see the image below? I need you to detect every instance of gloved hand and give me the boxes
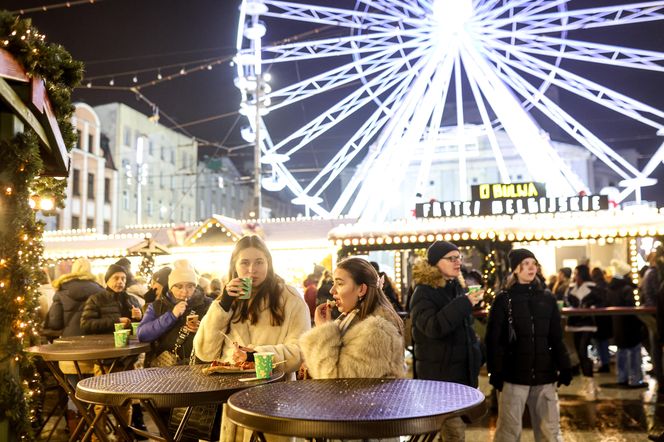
[557,368,572,387]
[489,373,503,392]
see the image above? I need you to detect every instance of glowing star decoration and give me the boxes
[235,0,664,222]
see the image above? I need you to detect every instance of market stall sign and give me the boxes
[416,189,609,218]
[471,182,547,200]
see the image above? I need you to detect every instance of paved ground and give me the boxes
[34,363,664,441]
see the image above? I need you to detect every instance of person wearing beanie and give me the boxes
[409,241,483,441]
[486,248,571,441]
[79,262,144,431]
[137,259,212,369]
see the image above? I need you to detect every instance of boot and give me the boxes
[583,377,598,401]
[131,403,148,440]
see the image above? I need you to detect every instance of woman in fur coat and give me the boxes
[299,257,405,379]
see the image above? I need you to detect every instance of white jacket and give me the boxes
[193,284,310,374]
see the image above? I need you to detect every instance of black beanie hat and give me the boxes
[427,241,459,266]
[509,248,537,271]
[105,264,128,283]
[115,257,131,271]
[152,267,172,289]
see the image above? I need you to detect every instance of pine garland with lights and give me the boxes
[0,11,82,440]
[138,254,155,280]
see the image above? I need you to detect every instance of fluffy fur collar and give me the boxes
[412,257,464,288]
[52,272,98,290]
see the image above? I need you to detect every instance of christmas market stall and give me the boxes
[329,185,664,307]
[174,214,353,286]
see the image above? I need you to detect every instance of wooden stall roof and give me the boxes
[0,49,68,176]
[43,232,169,260]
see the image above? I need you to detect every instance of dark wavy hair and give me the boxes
[336,257,404,335]
[227,235,285,326]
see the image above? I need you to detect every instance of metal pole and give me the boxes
[254,74,262,219]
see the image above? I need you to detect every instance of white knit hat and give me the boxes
[168,259,198,289]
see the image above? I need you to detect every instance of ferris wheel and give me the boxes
[234,0,664,221]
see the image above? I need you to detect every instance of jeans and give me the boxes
[494,382,563,442]
[573,332,594,377]
[617,344,643,386]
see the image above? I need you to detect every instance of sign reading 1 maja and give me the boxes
[416,182,609,218]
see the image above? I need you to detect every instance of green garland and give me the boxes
[0,11,82,440]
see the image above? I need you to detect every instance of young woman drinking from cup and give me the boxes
[299,257,405,379]
[193,235,310,375]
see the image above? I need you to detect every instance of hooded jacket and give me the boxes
[409,259,482,387]
[486,282,571,386]
[137,289,212,363]
[45,272,103,336]
[607,276,644,349]
[299,305,405,379]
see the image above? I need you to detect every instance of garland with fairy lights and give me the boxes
[0,11,82,439]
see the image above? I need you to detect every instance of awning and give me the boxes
[43,232,169,260]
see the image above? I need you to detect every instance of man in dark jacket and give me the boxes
[409,241,483,441]
[80,263,142,334]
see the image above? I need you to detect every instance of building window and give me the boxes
[86,217,94,229]
[103,221,110,234]
[72,169,80,196]
[159,173,164,189]
[147,197,153,216]
[87,133,94,152]
[71,216,80,229]
[122,190,129,210]
[170,148,175,164]
[104,178,111,203]
[160,146,166,160]
[87,173,95,200]
[148,139,154,156]
[158,200,164,220]
[123,126,132,146]
[75,129,82,149]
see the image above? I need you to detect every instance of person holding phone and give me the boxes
[137,259,212,367]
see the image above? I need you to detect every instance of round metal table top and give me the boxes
[76,364,285,409]
[226,378,486,439]
[25,337,149,361]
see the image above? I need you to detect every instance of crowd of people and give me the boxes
[40,235,664,441]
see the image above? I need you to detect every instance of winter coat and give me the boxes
[486,282,571,386]
[44,273,103,336]
[193,283,311,374]
[565,281,603,332]
[80,288,142,335]
[409,260,482,388]
[137,290,212,364]
[299,305,405,379]
[607,277,644,349]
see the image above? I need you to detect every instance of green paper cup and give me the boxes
[238,277,252,300]
[131,322,140,335]
[254,352,274,379]
[557,300,565,311]
[114,322,125,332]
[114,330,129,347]
[467,285,482,294]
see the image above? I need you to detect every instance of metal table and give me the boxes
[76,364,285,442]
[26,336,149,442]
[226,378,486,441]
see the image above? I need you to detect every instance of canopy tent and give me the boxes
[43,232,169,261]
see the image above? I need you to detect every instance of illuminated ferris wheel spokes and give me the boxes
[235,0,664,220]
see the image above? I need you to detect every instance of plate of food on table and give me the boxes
[202,360,255,375]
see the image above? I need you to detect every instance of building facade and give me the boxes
[197,156,252,219]
[45,103,118,233]
[94,103,198,229]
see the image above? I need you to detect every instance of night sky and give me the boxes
[3,0,664,207]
